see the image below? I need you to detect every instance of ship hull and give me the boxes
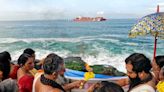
[73,17,106,22]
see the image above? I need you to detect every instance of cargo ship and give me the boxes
[73,16,106,22]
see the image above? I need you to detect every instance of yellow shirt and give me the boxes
[156,81,164,92]
[29,68,38,76]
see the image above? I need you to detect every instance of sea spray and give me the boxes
[0,19,163,73]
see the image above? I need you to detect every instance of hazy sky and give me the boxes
[0,0,164,20]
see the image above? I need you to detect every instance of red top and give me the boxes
[9,65,19,79]
[18,75,34,92]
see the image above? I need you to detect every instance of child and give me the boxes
[156,66,164,92]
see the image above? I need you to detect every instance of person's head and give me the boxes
[159,66,164,81]
[0,51,11,80]
[23,48,35,59]
[94,81,124,92]
[0,62,4,80]
[1,51,11,61]
[152,55,164,73]
[46,53,65,75]
[43,53,65,79]
[125,53,152,90]
[18,53,34,71]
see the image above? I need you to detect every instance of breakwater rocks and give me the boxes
[64,57,126,76]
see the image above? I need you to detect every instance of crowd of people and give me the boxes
[0,48,164,92]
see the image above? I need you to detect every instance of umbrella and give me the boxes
[129,5,164,59]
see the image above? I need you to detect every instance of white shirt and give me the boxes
[130,84,155,92]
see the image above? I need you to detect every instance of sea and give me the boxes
[0,19,163,73]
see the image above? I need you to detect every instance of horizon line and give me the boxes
[0,18,138,22]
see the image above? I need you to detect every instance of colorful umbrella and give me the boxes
[129,5,164,59]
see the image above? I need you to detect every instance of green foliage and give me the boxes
[91,65,104,74]
[65,60,85,71]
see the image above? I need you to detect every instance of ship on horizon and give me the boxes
[73,16,107,22]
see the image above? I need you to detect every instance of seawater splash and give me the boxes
[0,20,164,73]
[0,37,154,73]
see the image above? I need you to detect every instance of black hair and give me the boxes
[43,53,64,75]
[125,53,152,92]
[17,53,32,66]
[46,53,64,64]
[0,51,11,80]
[1,51,11,61]
[96,81,124,92]
[0,62,5,78]
[23,48,35,56]
[155,55,164,69]
[125,53,152,73]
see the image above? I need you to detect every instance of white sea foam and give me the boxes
[10,45,127,73]
[0,38,82,43]
[133,49,154,60]
[0,35,157,73]
[0,38,19,44]
[0,35,121,44]
[11,50,25,61]
[11,49,71,61]
[125,42,138,46]
[97,38,120,43]
[75,45,128,73]
[81,52,128,73]
[100,34,125,38]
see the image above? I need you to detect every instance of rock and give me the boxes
[64,57,86,71]
[64,56,126,76]
[91,65,126,76]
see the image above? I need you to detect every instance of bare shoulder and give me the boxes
[17,68,24,80]
[52,88,62,92]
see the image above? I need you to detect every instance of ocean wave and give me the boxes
[0,38,19,44]
[79,52,128,73]
[9,43,128,73]
[0,38,83,43]
[9,46,155,73]
[11,49,71,62]
[100,34,125,38]
[0,35,122,44]
[124,42,138,46]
